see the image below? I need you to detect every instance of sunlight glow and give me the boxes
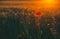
[42,0,57,8]
[43,0,55,4]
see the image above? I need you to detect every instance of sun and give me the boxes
[41,0,57,8]
[44,0,55,4]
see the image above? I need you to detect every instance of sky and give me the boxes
[0,0,60,10]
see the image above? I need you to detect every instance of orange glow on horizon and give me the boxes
[41,0,57,8]
[0,1,59,9]
[43,0,56,4]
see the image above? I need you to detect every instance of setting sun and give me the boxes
[41,0,57,8]
[43,0,55,4]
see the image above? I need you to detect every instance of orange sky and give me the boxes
[0,1,60,10]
